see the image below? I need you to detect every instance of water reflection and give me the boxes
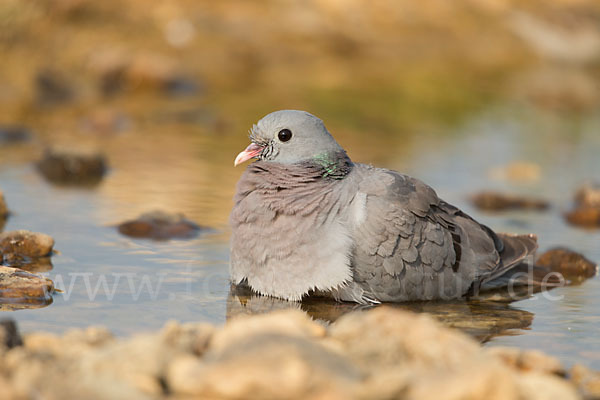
[227,284,534,343]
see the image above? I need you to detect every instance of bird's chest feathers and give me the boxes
[230,164,359,301]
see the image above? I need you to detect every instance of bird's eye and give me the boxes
[277,129,292,142]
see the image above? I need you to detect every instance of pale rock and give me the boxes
[517,372,580,400]
[209,309,326,353]
[487,346,565,376]
[570,364,600,399]
[184,333,361,399]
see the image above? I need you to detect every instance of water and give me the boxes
[0,101,599,370]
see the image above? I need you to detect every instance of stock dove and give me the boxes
[230,110,537,304]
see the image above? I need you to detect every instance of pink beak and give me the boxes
[234,143,265,166]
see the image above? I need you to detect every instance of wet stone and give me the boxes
[0,230,55,259]
[36,149,107,185]
[0,125,32,145]
[471,191,549,212]
[35,69,74,106]
[0,319,23,350]
[0,266,54,303]
[117,211,204,240]
[565,183,600,228]
[536,248,597,282]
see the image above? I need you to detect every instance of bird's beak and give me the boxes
[234,143,265,166]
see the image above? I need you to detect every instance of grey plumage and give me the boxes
[230,110,538,304]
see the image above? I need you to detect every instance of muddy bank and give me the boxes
[0,308,597,400]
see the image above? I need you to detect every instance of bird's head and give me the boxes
[234,110,345,167]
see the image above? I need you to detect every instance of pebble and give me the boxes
[0,230,55,259]
[36,148,107,185]
[536,248,597,282]
[471,191,549,212]
[117,211,204,240]
[565,183,600,228]
[35,69,74,106]
[0,266,54,303]
[0,125,32,145]
[0,319,23,351]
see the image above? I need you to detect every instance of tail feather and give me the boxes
[479,233,541,290]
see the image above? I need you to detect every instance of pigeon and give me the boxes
[230,110,539,304]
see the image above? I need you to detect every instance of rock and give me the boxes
[509,12,600,65]
[536,248,597,282]
[516,372,580,400]
[565,207,600,229]
[36,148,107,185]
[574,184,600,208]
[329,307,482,369]
[566,183,600,228]
[210,310,326,353]
[471,191,549,212]
[0,125,32,145]
[0,308,593,400]
[89,50,197,96]
[329,307,522,400]
[0,230,55,258]
[35,69,74,106]
[0,320,23,351]
[570,364,600,399]
[117,211,204,240]
[174,334,361,399]
[488,162,541,183]
[487,347,565,376]
[0,266,54,303]
[0,190,8,220]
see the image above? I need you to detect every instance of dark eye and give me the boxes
[278,129,292,142]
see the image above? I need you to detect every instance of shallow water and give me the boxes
[1,101,599,369]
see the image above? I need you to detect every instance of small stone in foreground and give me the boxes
[536,248,597,282]
[36,148,107,185]
[0,319,23,349]
[0,230,55,258]
[117,211,204,240]
[471,191,549,212]
[570,364,600,399]
[0,266,54,302]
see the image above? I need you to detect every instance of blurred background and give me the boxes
[0,0,599,367]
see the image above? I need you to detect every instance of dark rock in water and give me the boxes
[37,149,107,185]
[0,319,23,349]
[90,50,198,96]
[565,183,600,228]
[0,125,32,144]
[35,69,74,106]
[536,248,597,282]
[0,266,54,303]
[0,230,55,258]
[471,191,550,212]
[164,76,199,96]
[0,189,9,220]
[117,211,204,240]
